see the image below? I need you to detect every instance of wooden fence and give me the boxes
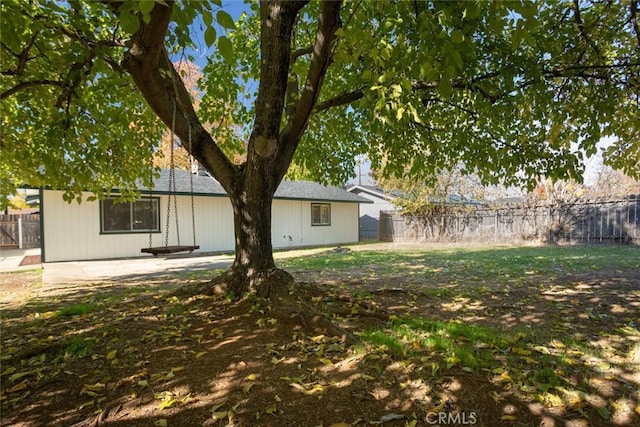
[380,196,640,244]
[0,214,41,249]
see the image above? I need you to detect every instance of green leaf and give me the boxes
[216,10,236,29]
[450,30,464,44]
[139,1,155,15]
[217,36,234,64]
[118,8,140,34]
[204,26,217,48]
[203,10,213,27]
[438,78,452,98]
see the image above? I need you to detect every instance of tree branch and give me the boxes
[572,0,601,58]
[313,88,365,113]
[118,0,236,188]
[1,30,41,77]
[291,46,313,62]
[631,0,640,47]
[0,80,64,100]
[276,0,342,181]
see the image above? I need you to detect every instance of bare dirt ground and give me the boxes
[1,250,639,427]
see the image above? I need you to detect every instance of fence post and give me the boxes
[18,216,23,249]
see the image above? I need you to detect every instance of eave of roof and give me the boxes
[346,184,395,201]
[144,170,372,204]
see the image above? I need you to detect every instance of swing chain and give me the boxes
[187,123,197,246]
[165,102,179,247]
[148,162,154,249]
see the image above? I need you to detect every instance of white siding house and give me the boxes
[41,170,370,262]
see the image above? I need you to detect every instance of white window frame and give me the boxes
[311,203,331,226]
[100,197,160,234]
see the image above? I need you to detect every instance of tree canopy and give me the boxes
[1,0,638,207]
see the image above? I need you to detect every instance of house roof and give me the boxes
[346,184,396,200]
[145,169,371,204]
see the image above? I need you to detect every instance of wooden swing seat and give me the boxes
[141,245,200,257]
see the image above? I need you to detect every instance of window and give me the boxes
[101,198,159,233]
[311,203,331,226]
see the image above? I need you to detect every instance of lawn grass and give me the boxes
[56,303,97,317]
[283,244,639,420]
[279,244,640,277]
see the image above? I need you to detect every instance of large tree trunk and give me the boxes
[222,167,294,298]
[121,0,342,300]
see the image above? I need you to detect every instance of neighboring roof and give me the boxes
[144,169,371,204]
[347,183,485,206]
[346,184,396,201]
[444,194,485,206]
[489,196,524,205]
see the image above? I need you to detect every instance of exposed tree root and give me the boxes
[173,270,389,345]
[69,396,137,427]
[267,282,390,345]
[174,266,294,299]
[270,304,358,345]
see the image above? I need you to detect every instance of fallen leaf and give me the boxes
[2,367,17,376]
[211,411,228,420]
[158,398,178,410]
[446,355,460,367]
[8,371,32,383]
[154,420,168,427]
[512,347,531,356]
[82,382,106,392]
[545,393,564,408]
[78,400,95,410]
[533,345,551,354]
[8,381,28,393]
[106,350,117,360]
[501,415,517,421]
[210,402,226,413]
[379,413,405,422]
[319,357,334,366]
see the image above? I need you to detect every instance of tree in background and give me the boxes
[377,166,486,240]
[2,1,638,297]
[6,193,29,211]
[527,178,588,206]
[589,168,640,199]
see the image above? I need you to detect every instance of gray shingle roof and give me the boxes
[144,169,370,204]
